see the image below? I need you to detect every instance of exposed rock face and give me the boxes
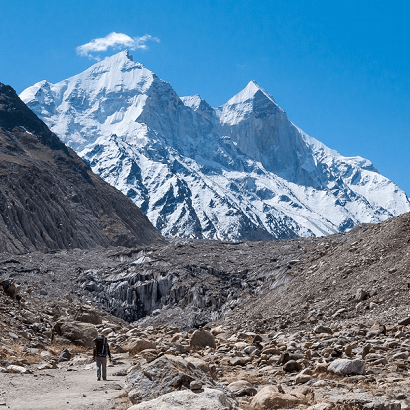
[0,83,161,253]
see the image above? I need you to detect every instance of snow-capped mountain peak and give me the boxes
[218,80,282,127]
[20,52,410,241]
[226,80,276,105]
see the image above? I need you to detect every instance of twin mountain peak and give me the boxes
[19,50,410,241]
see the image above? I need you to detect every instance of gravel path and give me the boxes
[0,359,132,409]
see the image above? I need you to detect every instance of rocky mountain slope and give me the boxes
[2,210,409,334]
[20,51,410,241]
[0,83,161,253]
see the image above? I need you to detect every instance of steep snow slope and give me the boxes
[20,51,410,240]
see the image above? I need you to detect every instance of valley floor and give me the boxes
[0,357,132,409]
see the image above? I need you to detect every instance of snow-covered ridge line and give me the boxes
[20,50,410,240]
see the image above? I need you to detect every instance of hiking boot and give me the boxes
[97,377,101,381]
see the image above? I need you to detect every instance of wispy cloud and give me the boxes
[76,32,160,60]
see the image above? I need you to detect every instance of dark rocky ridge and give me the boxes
[0,83,161,253]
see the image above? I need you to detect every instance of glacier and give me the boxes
[20,50,410,240]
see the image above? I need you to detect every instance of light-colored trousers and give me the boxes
[95,356,107,379]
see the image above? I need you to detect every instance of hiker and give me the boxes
[93,335,112,381]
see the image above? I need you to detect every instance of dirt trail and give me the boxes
[0,358,132,410]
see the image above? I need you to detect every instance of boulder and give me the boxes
[230,357,251,366]
[210,326,229,336]
[1,279,20,298]
[314,325,332,335]
[190,380,203,390]
[7,365,31,374]
[250,385,309,410]
[58,348,71,362]
[355,288,369,302]
[283,360,303,372]
[228,380,257,397]
[124,354,219,404]
[126,338,156,355]
[185,356,211,373]
[398,316,410,326]
[127,388,239,410]
[327,359,365,376]
[75,311,102,325]
[190,329,216,349]
[37,363,58,370]
[307,404,333,410]
[139,349,158,363]
[295,372,313,384]
[54,321,97,346]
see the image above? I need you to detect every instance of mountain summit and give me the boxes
[20,52,410,240]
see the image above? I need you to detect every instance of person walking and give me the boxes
[93,335,112,381]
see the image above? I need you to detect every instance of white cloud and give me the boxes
[76,32,159,59]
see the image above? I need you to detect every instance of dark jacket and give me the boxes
[93,336,112,359]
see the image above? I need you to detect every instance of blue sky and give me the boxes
[1,0,409,195]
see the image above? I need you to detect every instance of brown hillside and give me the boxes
[0,83,161,253]
[223,212,410,332]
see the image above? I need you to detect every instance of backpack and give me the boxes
[94,336,107,357]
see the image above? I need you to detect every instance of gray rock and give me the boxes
[356,288,369,302]
[295,373,313,384]
[230,357,250,366]
[58,348,72,362]
[244,345,258,355]
[112,370,127,376]
[307,405,333,410]
[363,401,401,410]
[362,343,372,358]
[184,357,211,374]
[227,380,257,397]
[6,365,31,374]
[283,360,303,372]
[126,338,156,355]
[75,309,102,325]
[124,354,217,404]
[392,352,408,360]
[127,388,239,410]
[190,329,216,349]
[54,320,97,346]
[190,380,203,390]
[314,325,332,334]
[327,358,365,375]
[398,317,410,326]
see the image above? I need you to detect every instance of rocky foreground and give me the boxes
[1,210,410,409]
[1,274,410,410]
